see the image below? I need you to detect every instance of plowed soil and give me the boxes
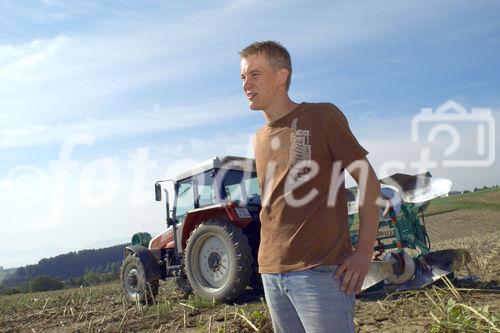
[1,189,499,332]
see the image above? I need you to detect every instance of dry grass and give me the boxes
[0,281,273,332]
[1,271,498,332]
[431,230,500,286]
[1,189,499,332]
[426,277,499,332]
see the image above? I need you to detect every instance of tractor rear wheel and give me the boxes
[185,220,253,302]
[121,254,159,305]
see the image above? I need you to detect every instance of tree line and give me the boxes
[0,244,127,294]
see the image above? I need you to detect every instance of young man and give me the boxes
[240,41,381,333]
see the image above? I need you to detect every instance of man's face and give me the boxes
[240,53,283,111]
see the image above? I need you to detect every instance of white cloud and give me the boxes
[0,0,463,128]
[0,128,256,266]
[0,95,251,148]
[354,109,500,190]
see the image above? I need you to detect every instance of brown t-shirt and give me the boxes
[254,102,368,273]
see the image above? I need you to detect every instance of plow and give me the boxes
[121,156,471,304]
[353,172,471,292]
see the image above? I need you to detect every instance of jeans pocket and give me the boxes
[307,264,336,275]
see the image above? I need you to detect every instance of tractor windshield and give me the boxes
[196,171,217,207]
[175,179,195,222]
[220,169,260,205]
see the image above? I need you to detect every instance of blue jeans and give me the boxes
[261,265,356,333]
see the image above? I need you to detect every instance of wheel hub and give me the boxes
[127,269,138,288]
[208,252,221,272]
[197,234,230,288]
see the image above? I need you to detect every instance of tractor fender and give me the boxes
[181,203,253,250]
[124,245,162,282]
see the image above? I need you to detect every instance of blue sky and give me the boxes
[0,0,499,268]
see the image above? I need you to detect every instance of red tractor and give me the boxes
[121,156,261,304]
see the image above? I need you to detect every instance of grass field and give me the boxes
[1,188,499,332]
[426,187,500,215]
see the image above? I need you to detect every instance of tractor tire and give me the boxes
[121,254,159,305]
[185,219,253,302]
[249,272,264,294]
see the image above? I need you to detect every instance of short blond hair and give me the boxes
[239,41,292,91]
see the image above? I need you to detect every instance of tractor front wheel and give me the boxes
[121,254,159,305]
[185,220,253,302]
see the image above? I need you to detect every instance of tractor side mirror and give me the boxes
[155,183,162,201]
[155,180,176,227]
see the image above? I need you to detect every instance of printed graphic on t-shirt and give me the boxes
[289,118,312,181]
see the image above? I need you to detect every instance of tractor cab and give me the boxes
[167,156,261,226]
[153,156,261,238]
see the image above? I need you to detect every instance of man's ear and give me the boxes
[278,68,289,88]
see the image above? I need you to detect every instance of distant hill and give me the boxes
[0,267,16,285]
[84,237,131,250]
[1,243,129,288]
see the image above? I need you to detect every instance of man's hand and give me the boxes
[335,250,372,295]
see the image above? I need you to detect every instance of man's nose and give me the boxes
[242,77,253,90]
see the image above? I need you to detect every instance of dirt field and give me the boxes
[1,189,499,332]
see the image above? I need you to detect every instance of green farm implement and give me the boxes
[348,172,471,291]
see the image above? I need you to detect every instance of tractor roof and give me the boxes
[174,156,256,182]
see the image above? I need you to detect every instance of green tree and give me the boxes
[67,276,85,287]
[83,271,101,286]
[29,275,65,292]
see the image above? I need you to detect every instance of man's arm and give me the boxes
[335,157,380,295]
